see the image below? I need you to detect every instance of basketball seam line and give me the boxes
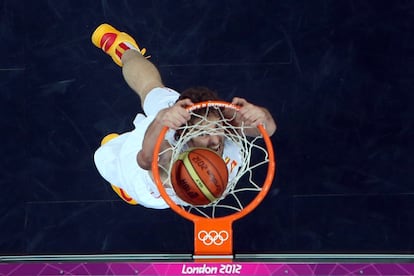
[182,155,217,203]
[205,154,228,189]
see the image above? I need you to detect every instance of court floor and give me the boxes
[1,0,413,268]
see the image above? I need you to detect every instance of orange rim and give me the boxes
[152,101,276,256]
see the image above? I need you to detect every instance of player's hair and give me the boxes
[174,87,224,140]
[177,86,223,121]
[177,86,221,103]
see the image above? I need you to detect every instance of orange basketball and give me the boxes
[170,148,229,206]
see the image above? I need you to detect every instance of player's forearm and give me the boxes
[233,107,277,137]
[137,100,192,170]
[261,107,277,136]
[122,50,164,101]
[229,97,277,137]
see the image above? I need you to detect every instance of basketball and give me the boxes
[170,148,229,206]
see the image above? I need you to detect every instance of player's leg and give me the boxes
[121,50,164,105]
[99,133,138,205]
[91,23,163,106]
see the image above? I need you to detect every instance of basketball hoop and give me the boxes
[152,101,276,259]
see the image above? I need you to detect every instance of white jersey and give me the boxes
[94,87,242,209]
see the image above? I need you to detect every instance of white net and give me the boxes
[157,102,272,218]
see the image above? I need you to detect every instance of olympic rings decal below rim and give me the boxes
[197,230,230,246]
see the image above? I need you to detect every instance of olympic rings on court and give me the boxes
[197,230,229,246]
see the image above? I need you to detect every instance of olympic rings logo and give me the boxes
[197,230,229,246]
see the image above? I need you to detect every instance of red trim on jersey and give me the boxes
[230,160,238,173]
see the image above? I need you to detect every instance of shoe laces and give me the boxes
[140,48,151,59]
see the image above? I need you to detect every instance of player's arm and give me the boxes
[137,98,193,170]
[228,97,277,137]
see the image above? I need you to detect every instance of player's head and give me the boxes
[177,86,221,102]
[176,87,225,156]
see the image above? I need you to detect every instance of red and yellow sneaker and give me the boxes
[100,133,119,146]
[91,23,147,67]
[111,184,139,205]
